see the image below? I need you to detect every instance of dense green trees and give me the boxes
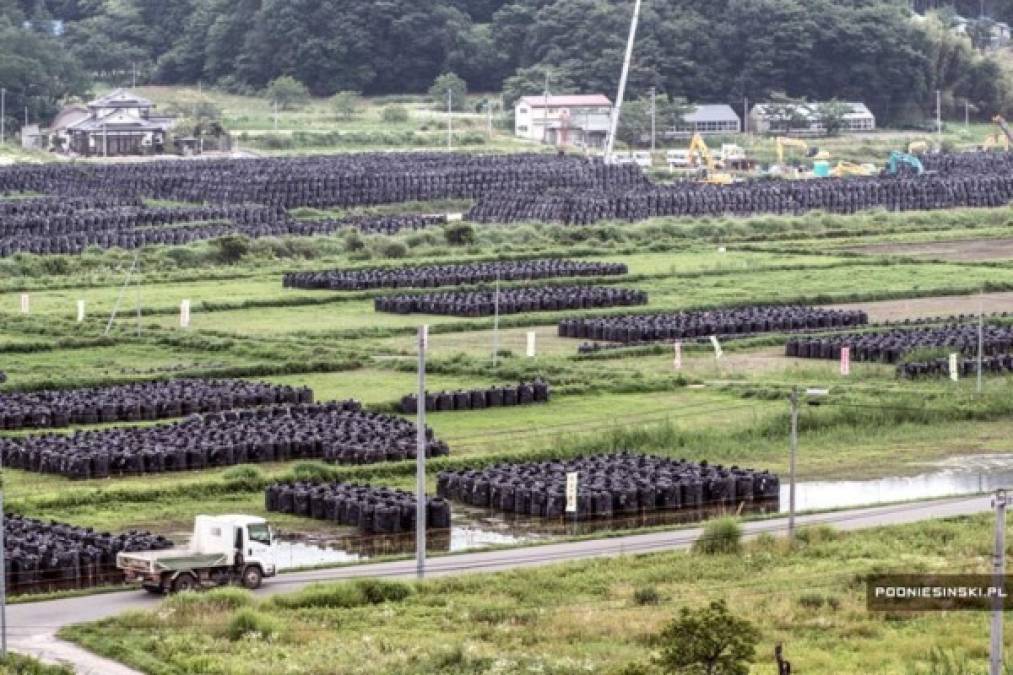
[0,2,89,139]
[10,0,1013,127]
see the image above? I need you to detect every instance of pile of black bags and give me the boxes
[4,514,173,593]
[898,354,1013,379]
[787,324,1013,364]
[397,380,550,414]
[437,452,779,521]
[467,152,1013,225]
[0,153,645,210]
[560,306,868,344]
[0,402,450,478]
[265,481,451,534]
[284,258,629,291]
[0,379,313,430]
[375,286,648,317]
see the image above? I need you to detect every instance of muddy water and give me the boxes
[785,453,1013,512]
[231,454,1013,570]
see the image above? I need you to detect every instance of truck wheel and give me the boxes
[143,583,164,595]
[171,573,198,594]
[241,566,263,590]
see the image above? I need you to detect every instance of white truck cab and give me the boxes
[118,514,276,594]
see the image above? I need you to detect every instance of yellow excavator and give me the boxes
[775,136,830,165]
[688,133,734,185]
[907,140,931,155]
[831,161,876,178]
[983,115,1013,151]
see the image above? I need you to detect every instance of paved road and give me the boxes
[10,493,997,674]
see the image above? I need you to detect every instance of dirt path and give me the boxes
[831,291,1013,322]
[847,238,1013,262]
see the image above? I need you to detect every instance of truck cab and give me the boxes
[117,514,277,594]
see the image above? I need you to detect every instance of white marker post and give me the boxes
[840,347,850,376]
[526,331,537,358]
[673,341,683,370]
[180,299,191,328]
[565,471,579,528]
[710,335,723,359]
[421,324,429,351]
[18,294,28,315]
[76,300,86,323]
[950,353,960,382]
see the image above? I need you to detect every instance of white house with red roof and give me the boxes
[514,94,612,148]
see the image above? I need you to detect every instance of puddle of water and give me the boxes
[786,453,1013,511]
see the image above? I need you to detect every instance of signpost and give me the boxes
[673,341,683,370]
[950,353,960,382]
[19,294,28,315]
[710,335,723,359]
[76,300,86,323]
[565,471,579,529]
[526,331,537,358]
[180,299,191,328]
[840,347,850,376]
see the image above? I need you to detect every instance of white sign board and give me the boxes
[180,299,191,328]
[673,341,683,370]
[19,293,29,315]
[840,347,850,376]
[717,246,727,254]
[710,335,723,359]
[446,213,464,222]
[76,300,86,323]
[565,472,578,514]
[526,331,537,358]
[950,353,960,382]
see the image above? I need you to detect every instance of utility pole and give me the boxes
[415,325,428,579]
[1,87,6,144]
[447,88,453,151]
[936,89,943,140]
[605,0,642,163]
[0,439,7,658]
[978,292,985,394]
[788,386,799,540]
[650,86,656,153]
[744,96,749,135]
[542,72,550,145]
[273,101,278,131]
[103,123,108,157]
[990,488,1007,675]
[132,62,136,88]
[486,101,493,138]
[966,100,971,128]
[492,273,500,367]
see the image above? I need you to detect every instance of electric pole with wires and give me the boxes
[990,488,1007,675]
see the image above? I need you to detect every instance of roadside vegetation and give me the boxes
[62,515,1006,674]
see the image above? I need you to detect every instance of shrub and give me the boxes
[343,230,366,252]
[693,517,742,556]
[633,586,661,606]
[444,222,476,246]
[331,91,361,119]
[288,462,337,482]
[271,579,414,610]
[210,235,251,264]
[375,239,409,259]
[0,653,72,674]
[656,600,758,675]
[428,72,467,111]
[225,608,281,641]
[381,105,410,123]
[222,465,264,487]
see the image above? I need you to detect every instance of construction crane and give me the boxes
[775,137,830,165]
[884,150,924,176]
[687,133,733,185]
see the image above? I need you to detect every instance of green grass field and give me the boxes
[61,514,1010,675]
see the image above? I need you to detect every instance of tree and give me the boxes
[428,72,467,111]
[656,600,759,675]
[381,105,409,123]
[264,76,310,110]
[331,91,361,119]
[814,99,852,136]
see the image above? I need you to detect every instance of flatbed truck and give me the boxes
[117,514,277,594]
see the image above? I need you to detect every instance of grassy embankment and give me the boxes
[61,514,1010,675]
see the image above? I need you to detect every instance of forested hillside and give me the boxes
[2,0,1012,127]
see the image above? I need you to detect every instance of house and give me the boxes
[514,94,612,148]
[48,89,176,156]
[749,102,876,135]
[668,104,742,137]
